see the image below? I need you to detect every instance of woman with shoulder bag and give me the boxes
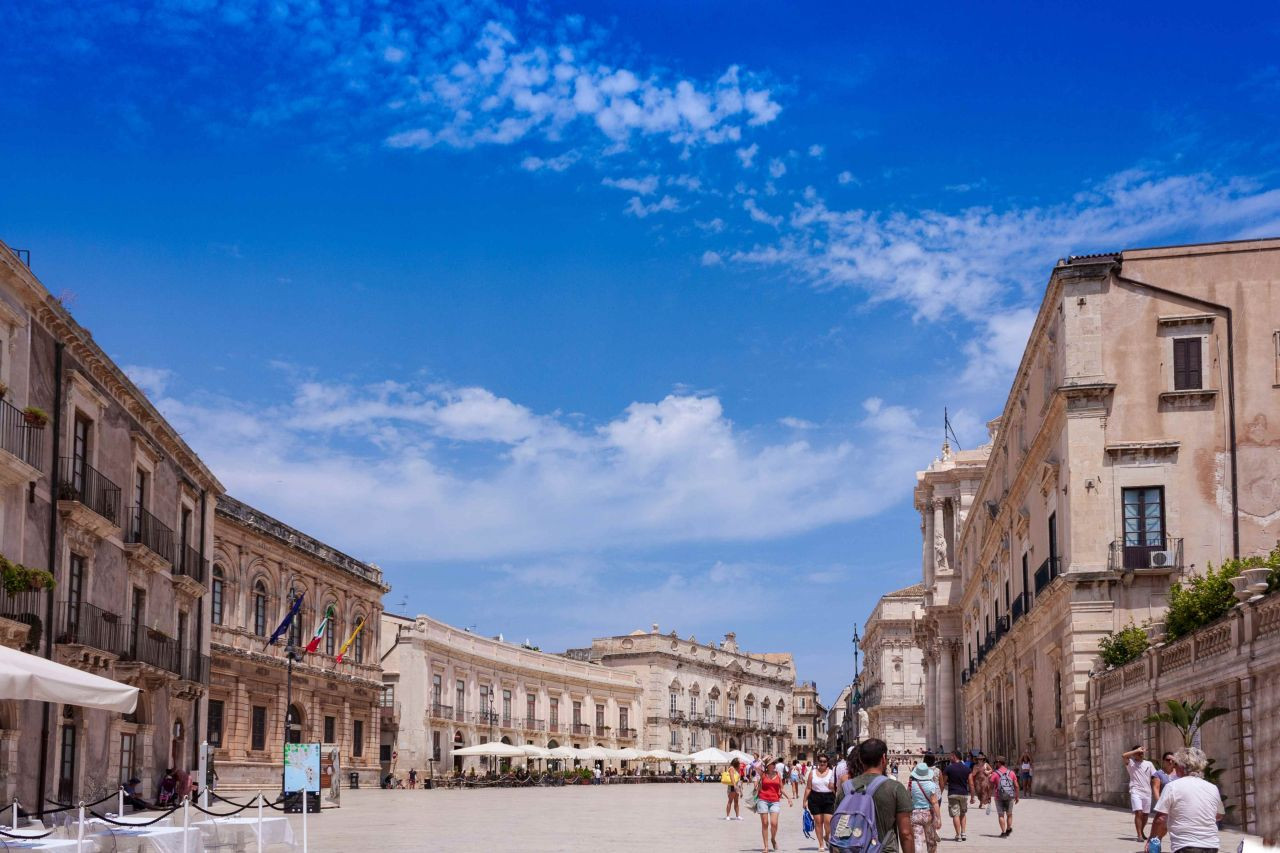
[909,762,943,853]
[753,756,793,853]
[803,754,838,852]
[723,758,744,821]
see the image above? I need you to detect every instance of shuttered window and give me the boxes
[1173,337,1202,390]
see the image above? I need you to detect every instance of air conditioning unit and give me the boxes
[1148,550,1176,568]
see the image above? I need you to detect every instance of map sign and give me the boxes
[284,742,321,793]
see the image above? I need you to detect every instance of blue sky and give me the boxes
[4,0,1280,702]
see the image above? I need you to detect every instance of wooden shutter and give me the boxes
[1173,338,1202,390]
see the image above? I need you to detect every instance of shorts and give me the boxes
[947,795,968,817]
[1018,772,1031,785]
[755,799,782,814]
[1130,790,1152,813]
[808,791,836,815]
[995,797,1014,816]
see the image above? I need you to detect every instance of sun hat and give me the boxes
[910,762,932,781]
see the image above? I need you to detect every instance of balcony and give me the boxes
[704,713,719,725]
[571,722,591,736]
[0,399,44,482]
[521,717,545,732]
[0,587,44,651]
[995,615,1010,639]
[380,702,401,729]
[474,710,499,727]
[501,715,514,729]
[56,457,121,536]
[179,649,210,685]
[54,601,123,668]
[1108,537,1183,573]
[453,706,466,723]
[1011,591,1030,623]
[430,703,454,721]
[1033,556,1061,596]
[549,720,564,733]
[595,725,610,737]
[173,545,207,590]
[617,728,637,740]
[124,506,175,571]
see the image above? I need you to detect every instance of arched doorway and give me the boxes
[286,704,304,744]
[547,739,560,771]
[452,731,464,773]
[498,736,512,772]
[728,737,739,751]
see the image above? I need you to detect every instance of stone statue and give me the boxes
[934,528,949,573]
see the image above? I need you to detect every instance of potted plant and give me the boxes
[22,406,49,428]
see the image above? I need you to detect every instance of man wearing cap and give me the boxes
[122,777,150,812]
[1122,745,1163,842]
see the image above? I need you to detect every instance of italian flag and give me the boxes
[305,604,336,654]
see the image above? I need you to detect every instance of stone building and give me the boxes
[588,628,795,757]
[790,681,826,760]
[860,585,927,762]
[0,242,222,807]
[379,613,643,777]
[918,238,1280,799]
[912,434,990,754]
[206,495,388,789]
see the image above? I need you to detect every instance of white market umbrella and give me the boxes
[728,750,755,764]
[577,746,609,761]
[519,744,551,758]
[687,747,731,765]
[612,748,642,761]
[451,741,526,758]
[0,644,138,712]
[547,745,580,760]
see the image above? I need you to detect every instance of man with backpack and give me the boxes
[830,738,913,852]
[989,756,1020,838]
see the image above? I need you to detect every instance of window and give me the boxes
[572,700,582,725]
[800,698,806,710]
[211,567,224,626]
[728,703,736,722]
[595,703,605,729]
[118,733,136,785]
[380,744,392,762]
[1048,512,1058,565]
[1173,337,1203,390]
[432,675,442,706]
[253,582,268,636]
[526,692,536,722]
[207,700,224,748]
[502,690,512,725]
[549,698,559,727]
[1053,673,1063,730]
[67,554,84,634]
[456,680,466,714]
[689,694,697,715]
[619,708,629,731]
[131,468,147,540]
[1122,486,1166,568]
[352,720,364,757]
[58,721,77,802]
[381,685,395,707]
[129,587,145,658]
[177,611,188,660]
[745,704,753,724]
[669,692,677,714]
[669,730,679,748]
[353,620,365,663]
[797,725,807,739]
[432,731,441,761]
[72,414,91,491]
[480,685,491,722]
[251,706,267,751]
[325,609,338,656]
[324,716,335,743]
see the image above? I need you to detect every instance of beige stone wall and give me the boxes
[791,681,824,759]
[863,588,927,760]
[1084,592,1280,836]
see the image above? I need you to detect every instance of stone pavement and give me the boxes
[277,784,1257,852]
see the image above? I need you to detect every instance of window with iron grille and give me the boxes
[251,706,267,751]
[207,700,224,748]
[353,720,364,757]
[324,716,335,743]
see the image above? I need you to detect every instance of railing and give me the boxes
[521,717,545,732]
[571,723,591,735]
[1034,556,1061,595]
[379,702,401,724]
[453,706,466,723]
[57,457,121,526]
[617,728,637,739]
[174,545,206,583]
[595,726,609,737]
[125,506,175,563]
[0,398,45,470]
[549,720,564,733]
[474,710,498,726]
[1011,591,1029,623]
[705,713,718,724]
[430,703,453,720]
[995,615,1010,638]
[179,650,209,683]
[0,587,44,622]
[501,715,514,728]
[668,710,685,722]
[121,625,181,674]
[54,600,124,653]
[1108,538,1183,572]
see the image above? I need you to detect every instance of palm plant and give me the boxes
[1143,699,1229,747]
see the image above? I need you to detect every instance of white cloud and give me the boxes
[958,308,1037,391]
[808,145,825,158]
[736,143,759,169]
[768,158,787,179]
[603,175,659,195]
[701,250,723,266]
[521,151,580,172]
[779,416,816,430]
[697,218,726,233]
[837,171,856,185]
[143,376,927,562]
[624,195,680,218]
[124,365,174,398]
[743,198,782,227]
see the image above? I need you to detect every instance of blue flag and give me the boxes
[268,592,304,646]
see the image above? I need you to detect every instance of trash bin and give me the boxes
[348,772,360,790]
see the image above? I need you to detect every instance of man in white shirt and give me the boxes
[1122,744,1162,842]
[1151,747,1224,853]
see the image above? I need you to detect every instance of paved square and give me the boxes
[271,785,1256,852]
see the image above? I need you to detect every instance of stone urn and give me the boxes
[1143,619,1166,644]
[1230,574,1252,604]
[1242,567,1272,600]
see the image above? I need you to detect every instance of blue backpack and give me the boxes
[829,775,888,851]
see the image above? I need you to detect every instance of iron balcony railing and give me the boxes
[180,649,210,683]
[0,398,45,470]
[501,715,514,728]
[453,707,466,723]
[571,722,591,735]
[430,703,453,720]
[1011,591,1030,623]
[125,506,174,563]
[1034,556,1061,596]
[379,702,401,723]
[521,717,545,732]
[617,728,637,738]
[549,720,564,733]
[595,726,609,737]
[57,457,121,526]
[1108,537,1184,572]
[122,624,181,673]
[174,545,206,583]
[55,600,124,654]
[995,615,1010,639]
[474,710,498,726]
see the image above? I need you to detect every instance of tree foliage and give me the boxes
[1165,546,1280,641]
[1098,622,1148,668]
[1143,699,1230,748]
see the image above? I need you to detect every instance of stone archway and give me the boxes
[286,704,305,744]
[452,731,464,772]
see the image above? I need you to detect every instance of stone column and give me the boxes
[939,643,956,751]
[922,657,937,749]
[923,510,934,589]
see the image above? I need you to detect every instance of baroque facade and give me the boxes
[588,628,795,758]
[207,495,388,789]
[380,613,643,776]
[790,681,826,760]
[915,238,1280,802]
[0,241,222,807]
[861,585,927,762]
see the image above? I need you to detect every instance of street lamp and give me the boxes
[851,623,862,745]
[281,585,301,797]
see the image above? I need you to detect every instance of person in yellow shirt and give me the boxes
[724,758,744,821]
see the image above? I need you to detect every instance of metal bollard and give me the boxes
[257,791,264,853]
[8,798,16,831]
[301,789,308,853]
[76,802,85,853]
[183,795,190,853]
[118,786,124,818]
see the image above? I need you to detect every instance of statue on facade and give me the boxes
[934,527,949,573]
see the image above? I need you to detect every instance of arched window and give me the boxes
[253,581,268,637]
[324,604,338,657]
[352,614,366,663]
[211,567,225,626]
[287,592,304,648]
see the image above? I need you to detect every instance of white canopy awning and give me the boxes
[612,748,642,761]
[451,741,526,758]
[546,745,580,760]
[687,747,731,765]
[576,746,609,761]
[0,644,138,713]
[519,744,551,758]
[727,750,755,764]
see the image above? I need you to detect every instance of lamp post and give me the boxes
[281,586,301,797]
[851,623,862,745]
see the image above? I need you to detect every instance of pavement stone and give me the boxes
[275,784,1257,853]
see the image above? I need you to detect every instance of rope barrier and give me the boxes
[39,792,119,814]
[189,798,259,818]
[0,826,56,839]
[87,805,181,827]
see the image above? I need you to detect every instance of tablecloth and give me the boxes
[193,817,294,850]
[88,826,203,853]
[0,838,93,851]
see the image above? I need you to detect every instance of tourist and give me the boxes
[907,761,942,853]
[1150,747,1224,853]
[156,769,177,807]
[724,757,744,821]
[803,753,837,851]
[790,761,802,798]
[122,777,149,812]
[841,738,913,853]
[1123,744,1162,841]
[753,756,793,853]
[407,768,417,789]
[942,750,971,842]
[968,754,993,815]
[1155,751,1179,788]
[989,756,1019,837]
[1017,753,1033,797]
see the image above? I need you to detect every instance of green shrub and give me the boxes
[1098,622,1148,668]
[0,554,56,596]
[1165,546,1280,640]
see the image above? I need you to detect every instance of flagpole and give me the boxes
[281,585,299,799]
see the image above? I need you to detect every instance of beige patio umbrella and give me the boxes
[451,741,527,758]
[0,644,138,712]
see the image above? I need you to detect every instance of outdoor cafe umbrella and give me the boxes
[612,748,642,761]
[687,747,731,765]
[519,744,551,759]
[0,643,138,712]
[451,741,527,758]
[546,745,580,760]
[576,746,609,762]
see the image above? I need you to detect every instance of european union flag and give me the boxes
[268,592,305,646]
